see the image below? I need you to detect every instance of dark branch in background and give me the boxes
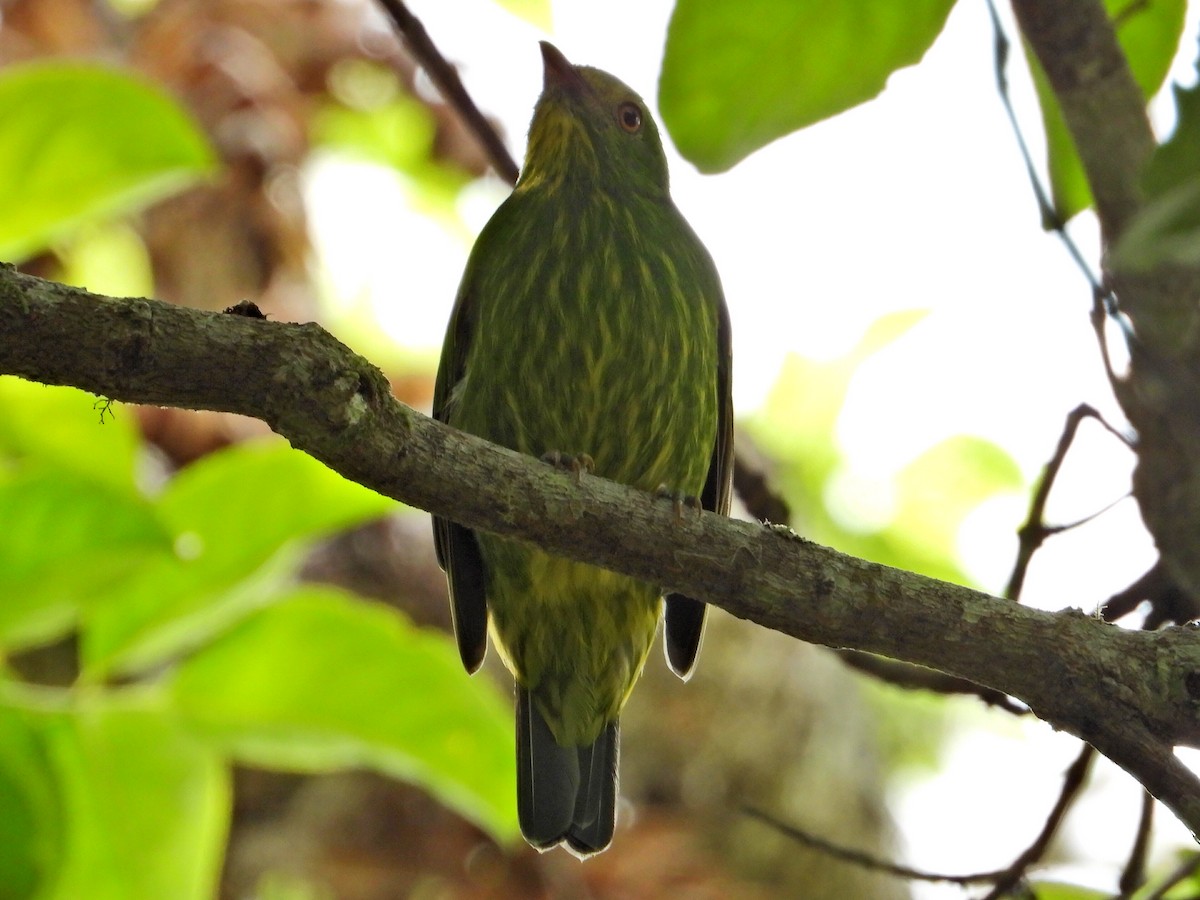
[834,649,1026,715]
[742,807,1012,886]
[980,745,1096,900]
[1120,790,1155,896]
[376,0,520,185]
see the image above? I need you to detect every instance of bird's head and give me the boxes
[519,42,670,198]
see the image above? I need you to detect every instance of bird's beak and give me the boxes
[540,41,587,94]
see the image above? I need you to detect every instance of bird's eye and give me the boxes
[616,101,643,134]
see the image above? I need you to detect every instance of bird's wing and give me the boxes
[432,283,489,674]
[664,290,734,678]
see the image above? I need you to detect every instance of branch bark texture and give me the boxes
[2,265,1200,835]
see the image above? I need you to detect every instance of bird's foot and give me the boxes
[656,484,703,520]
[541,451,595,484]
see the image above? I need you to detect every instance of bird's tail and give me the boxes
[516,686,618,856]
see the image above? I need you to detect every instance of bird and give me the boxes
[432,41,732,856]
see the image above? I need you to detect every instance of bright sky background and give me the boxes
[306,0,1200,891]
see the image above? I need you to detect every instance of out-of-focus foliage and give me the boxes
[0,64,215,261]
[746,311,1023,586]
[1116,47,1200,269]
[660,0,956,171]
[0,378,518,899]
[315,59,472,207]
[1026,0,1184,224]
[169,587,514,837]
[744,312,1025,780]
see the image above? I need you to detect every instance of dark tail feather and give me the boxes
[517,687,578,848]
[516,688,620,855]
[566,719,618,856]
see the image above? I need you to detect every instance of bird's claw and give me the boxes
[542,451,595,484]
[656,485,703,520]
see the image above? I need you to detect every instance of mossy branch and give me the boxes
[2,264,1199,835]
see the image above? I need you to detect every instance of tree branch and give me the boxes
[1011,0,1200,609]
[3,265,1200,835]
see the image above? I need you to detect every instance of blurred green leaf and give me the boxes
[0,63,216,261]
[3,688,229,900]
[660,0,956,171]
[1114,48,1200,270]
[0,378,140,491]
[1112,179,1200,269]
[79,543,302,683]
[157,440,393,565]
[747,309,928,524]
[886,435,1023,584]
[1027,0,1184,224]
[168,586,518,841]
[0,701,62,899]
[57,223,155,300]
[81,440,394,679]
[1026,883,1109,900]
[0,470,172,650]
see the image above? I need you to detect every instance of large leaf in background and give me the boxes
[28,691,229,900]
[168,587,518,841]
[155,440,394,567]
[80,440,395,679]
[0,378,140,492]
[0,63,215,262]
[1026,0,1184,225]
[0,470,172,650]
[0,702,63,898]
[660,0,956,172]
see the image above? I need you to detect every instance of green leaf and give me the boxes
[157,439,395,567]
[167,586,518,841]
[1027,0,1185,223]
[0,63,215,261]
[660,0,956,172]
[1113,49,1200,269]
[1025,883,1109,900]
[1112,178,1200,269]
[2,688,229,900]
[0,701,63,899]
[885,435,1023,583]
[0,377,140,492]
[0,470,172,650]
[80,440,394,679]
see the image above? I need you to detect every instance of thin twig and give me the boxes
[1005,403,1130,601]
[980,745,1096,900]
[985,0,1098,277]
[741,807,1012,886]
[375,0,520,185]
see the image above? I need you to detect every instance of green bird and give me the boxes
[433,42,732,856]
